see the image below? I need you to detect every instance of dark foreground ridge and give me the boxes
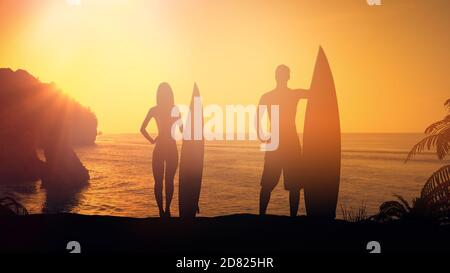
[1,213,449,254]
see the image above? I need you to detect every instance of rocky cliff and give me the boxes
[0,68,96,186]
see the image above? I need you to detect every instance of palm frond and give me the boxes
[378,200,408,219]
[420,165,450,219]
[421,165,450,200]
[435,129,450,160]
[406,134,441,162]
[424,115,450,135]
[406,126,450,161]
[393,194,412,211]
[407,99,450,162]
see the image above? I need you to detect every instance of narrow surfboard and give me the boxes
[302,47,341,219]
[178,83,204,219]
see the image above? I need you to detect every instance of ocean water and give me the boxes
[1,133,448,218]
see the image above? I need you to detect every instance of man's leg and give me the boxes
[259,187,272,215]
[289,190,300,217]
[259,152,281,215]
[283,144,302,217]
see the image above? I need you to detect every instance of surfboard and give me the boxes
[302,47,341,219]
[178,83,204,219]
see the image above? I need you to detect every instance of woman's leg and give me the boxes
[164,146,178,216]
[152,148,164,217]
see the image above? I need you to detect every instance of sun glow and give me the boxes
[66,0,81,6]
[1,0,449,133]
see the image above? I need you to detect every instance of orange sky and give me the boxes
[0,0,449,133]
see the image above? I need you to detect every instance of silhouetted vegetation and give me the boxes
[0,197,28,216]
[340,203,368,222]
[375,99,450,223]
[406,99,450,161]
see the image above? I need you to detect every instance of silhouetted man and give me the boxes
[257,65,309,217]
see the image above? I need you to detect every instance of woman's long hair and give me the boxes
[156,82,174,110]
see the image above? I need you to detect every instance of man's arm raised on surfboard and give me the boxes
[140,107,156,144]
[290,88,309,99]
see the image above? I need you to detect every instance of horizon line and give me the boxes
[98,131,425,135]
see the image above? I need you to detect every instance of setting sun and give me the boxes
[1,0,448,133]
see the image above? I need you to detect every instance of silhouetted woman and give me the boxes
[141,83,181,217]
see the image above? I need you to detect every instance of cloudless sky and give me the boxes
[1,0,449,133]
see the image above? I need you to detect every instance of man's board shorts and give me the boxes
[260,141,302,191]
